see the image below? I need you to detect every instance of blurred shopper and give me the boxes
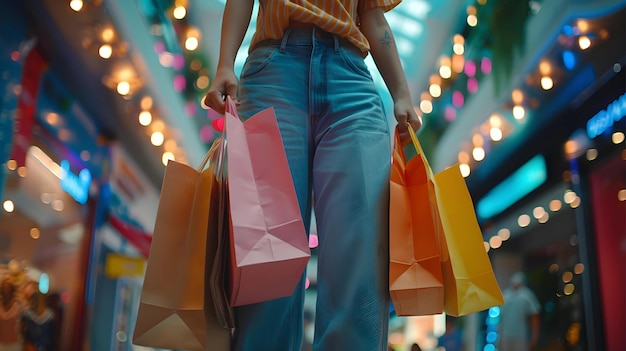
[0,279,26,351]
[499,272,541,351]
[437,316,463,351]
[409,342,423,351]
[22,291,55,351]
[205,0,420,350]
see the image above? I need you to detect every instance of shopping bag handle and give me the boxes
[407,124,434,178]
[196,96,233,173]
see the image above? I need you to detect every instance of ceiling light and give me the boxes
[141,96,153,110]
[549,199,562,211]
[472,147,485,161]
[518,214,531,228]
[173,6,187,20]
[586,148,598,161]
[574,263,585,274]
[17,167,27,177]
[185,37,199,51]
[164,139,177,152]
[497,228,511,241]
[458,151,470,164]
[490,127,503,141]
[540,76,554,90]
[99,44,112,59]
[459,163,471,178]
[539,60,551,75]
[538,212,549,224]
[511,89,524,104]
[420,100,433,114]
[564,190,577,204]
[472,133,484,147]
[151,131,165,146]
[489,236,503,249]
[452,54,465,73]
[3,200,14,213]
[453,43,464,55]
[439,65,452,79]
[513,105,526,119]
[489,114,502,128]
[467,15,478,27]
[30,228,40,239]
[196,76,210,90]
[139,111,152,126]
[162,152,175,165]
[429,83,441,98]
[532,206,546,219]
[576,20,589,33]
[116,81,130,95]
[101,28,115,42]
[612,131,625,144]
[578,36,591,50]
[69,0,83,12]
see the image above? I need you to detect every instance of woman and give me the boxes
[205,1,421,350]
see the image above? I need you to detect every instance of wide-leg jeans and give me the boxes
[232,28,391,351]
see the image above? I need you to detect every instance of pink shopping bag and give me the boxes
[224,97,310,306]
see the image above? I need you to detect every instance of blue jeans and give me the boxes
[233,28,391,351]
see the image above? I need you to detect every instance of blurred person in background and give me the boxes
[437,316,463,351]
[499,272,541,351]
[22,291,55,351]
[0,278,26,351]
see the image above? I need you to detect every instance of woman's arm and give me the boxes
[359,8,422,136]
[204,0,255,114]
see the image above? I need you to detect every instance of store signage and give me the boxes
[586,93,626,139]
[60,160,92,204]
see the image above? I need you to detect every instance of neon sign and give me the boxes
[586,93,626,139]
[60,160,92,204]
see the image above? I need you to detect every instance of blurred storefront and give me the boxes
[477,47,625,351]
[1,3,159,350]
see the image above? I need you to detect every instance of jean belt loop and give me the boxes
[333,35,340,54]
[280,28,292,52]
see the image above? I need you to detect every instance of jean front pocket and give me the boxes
[338,46,371,79]
[240,45,280,79]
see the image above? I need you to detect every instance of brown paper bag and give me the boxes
[133,141,231,351]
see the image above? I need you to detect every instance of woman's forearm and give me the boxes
[359,8,411,102]
[217,0,255,70]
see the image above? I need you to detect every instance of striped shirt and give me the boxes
[250,0,401,53]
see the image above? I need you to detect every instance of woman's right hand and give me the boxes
[203,67,239,115]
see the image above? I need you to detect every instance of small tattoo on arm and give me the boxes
[380,31,392,47]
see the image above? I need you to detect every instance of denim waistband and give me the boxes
[254,27,366,57]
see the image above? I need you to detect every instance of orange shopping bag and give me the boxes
[406,125,504,316]
[224,97,310,306]
[389,127,444,316]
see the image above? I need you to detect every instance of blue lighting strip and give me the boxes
[477,154,548,220]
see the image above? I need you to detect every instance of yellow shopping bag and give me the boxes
[407,125,504,316]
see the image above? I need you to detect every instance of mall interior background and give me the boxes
[0,0,624,350]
